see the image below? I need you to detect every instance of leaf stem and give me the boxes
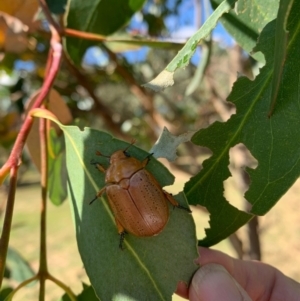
[64,28,106,41]
[0,165,19,287]
[0,0,63,292]
[47,273,77,301]
[5,275,38,300]
[38,113,48,301]
[0,22,62,294]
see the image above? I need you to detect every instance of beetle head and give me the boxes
[96,140,135,163]
[110,140,135,163]
[110,150,129,163]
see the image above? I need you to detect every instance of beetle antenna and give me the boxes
[124,139,136,153]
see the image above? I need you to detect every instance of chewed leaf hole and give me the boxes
[191,205,210,240]
[163,145,212,194]
[223,143,258,211]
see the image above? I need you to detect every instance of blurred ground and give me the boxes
[2,170,300,300]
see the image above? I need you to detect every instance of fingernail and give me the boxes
[190,264,252,301]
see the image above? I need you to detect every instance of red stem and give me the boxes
[0,41,62,181]
[64,28,106,41]
[0,6,62,287]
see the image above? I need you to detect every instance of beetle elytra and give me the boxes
[90,142,190,249]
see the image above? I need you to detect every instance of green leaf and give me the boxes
[150,127,195,162]
[185,40,211,96]
[0,288,13,301]
[0,53,17,73]
[48,129,68,205]
[6,247,35,284]
[60,283,98,301]
[144,0,237,92]
[210,0,279,62]
[268,0,294,116]
[184,0,300,246]
[46,0,67,14]
[65,0,146,64]
[59,127,198,300]
[104,36,185,52]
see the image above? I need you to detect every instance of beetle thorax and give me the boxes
[109,150,127,163]
[105,150,144,184]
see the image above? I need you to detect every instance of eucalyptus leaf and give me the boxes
[210,0,279,62]
[48,129,68,205]
[185,0,300,246]
[6,247,35,284]
[46,0,67,14]
[150,127,195,162]
[185,41,211,96]
[268,0,294,117]
[0,287,13,301]
[144,0,237,92]
[60,127,198,301]
[65,0,146,64]
[60,283,98,301]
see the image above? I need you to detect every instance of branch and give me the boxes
[38,112,48,301]
[0,0,63,288]
[0,165,18,287]
[102,45,174,138]
[62,51,130,139]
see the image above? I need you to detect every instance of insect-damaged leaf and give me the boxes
[184,0,300,247]
[268,0,294,117]
[58,126,198,301]
[150,127,195,162]
[144,0,237,92]
[60,283,98,301]
[210,0,279,63]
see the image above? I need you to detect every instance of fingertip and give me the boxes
[189,264,251,301]
[175,281,189,299]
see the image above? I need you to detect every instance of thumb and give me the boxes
[189,263,252,301]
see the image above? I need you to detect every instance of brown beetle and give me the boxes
[90,142,189,249]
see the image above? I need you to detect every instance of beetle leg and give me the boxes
[141,153,154,167]
[164,191,192,213]
[164,191,178,206]
[115,218,126,250]
[89,187,106,204]
[119,231,126,250]
[90,159,106,173]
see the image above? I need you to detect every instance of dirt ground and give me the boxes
[2,171,300,300]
